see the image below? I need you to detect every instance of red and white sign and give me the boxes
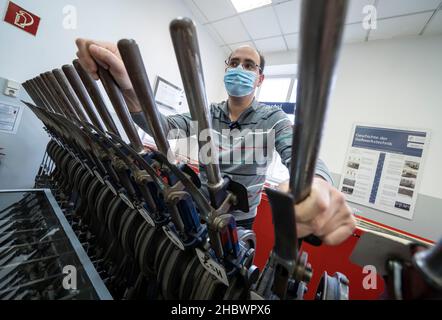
[4,1,40,36]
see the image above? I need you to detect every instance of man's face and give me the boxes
[226,46,265,91]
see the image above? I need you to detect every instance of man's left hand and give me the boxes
[278,177,356,246]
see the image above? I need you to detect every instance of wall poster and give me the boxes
[339,124,430,220]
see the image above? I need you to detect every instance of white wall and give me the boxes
[0,0,228,189]
[0,77,49,189]
[265,35,442,200]
[0,0,226,102]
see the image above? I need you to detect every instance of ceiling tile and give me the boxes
[193,0,236,22]
[240,6,281,39]
[183,0,209,24]
[424,10,442,35]
[369,12,433,40]
[274,0,302,34]
[255,36,287,53]
[346,0,376,24]
[205,24,226,46]
[376,0,441,19]
[229,41,256,51]
[343,23,369,43]
[221,45,233,56]
[284,33,299,50]
[212,16,251,43]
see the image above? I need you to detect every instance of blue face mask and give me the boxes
[224,67,258,97]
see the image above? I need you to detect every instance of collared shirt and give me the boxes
[131,99,333,221]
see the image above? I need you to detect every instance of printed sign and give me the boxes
[4,2,41,36]
[195,248,229,286]
[138,206,155,227]
[83,163,93,175]
[0,102,23,134]
[339,124,430,220]
[93,170,105,185]
[162,226,185,251]
[119,192,134,209]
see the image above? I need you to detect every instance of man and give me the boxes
[75,39,356,246]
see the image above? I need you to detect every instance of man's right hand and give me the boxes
[75,38,132,90]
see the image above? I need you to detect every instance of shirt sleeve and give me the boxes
[131,111,195,139]
[272,109,334,186]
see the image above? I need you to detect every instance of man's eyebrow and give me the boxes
[244,58,258,64]
[230,57,258,64]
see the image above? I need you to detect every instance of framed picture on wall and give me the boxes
[153,76,185,112]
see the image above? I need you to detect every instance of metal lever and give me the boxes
[28,80,56,113]
[22,81,46,110]
[117,39,172,159]
[413,238,442,291]
[62,64,105,131]
[289,0,347,202]
[260,0,348,300]
[169,17,223,190]
[97,65,144,153]
[292,0,349,247]
[44,71,80,120]
[52,69,89,123]
[38,74,69,117]
[32,77,64,116]
[73,59,120,136]
[286,0,349,248]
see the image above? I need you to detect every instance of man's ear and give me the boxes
[257,74,265,87]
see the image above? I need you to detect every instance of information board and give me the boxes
[339,124,430,220]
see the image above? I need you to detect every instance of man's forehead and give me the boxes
[230,46,260,63]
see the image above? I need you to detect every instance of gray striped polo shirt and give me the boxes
[131,99,333,221]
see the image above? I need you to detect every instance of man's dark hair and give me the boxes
[227,48,266,74]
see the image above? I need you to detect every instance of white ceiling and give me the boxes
[183,0,442,54]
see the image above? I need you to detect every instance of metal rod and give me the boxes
[61,64,105,131]
[45,71,80,120]
[27,80,54,112]
[289,0,348,203]
[117,39,171,157]
[413,238,442,290]
[40,72,78,119]
[34,76,66,116]
[97,65,144,153]
[22,81,45,109]
[52,68,89,122]
[72,59,120,135]
[169,18,223,188]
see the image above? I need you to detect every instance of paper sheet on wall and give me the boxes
[0,102,23,135]
[339,124,430,220]
[154,77,185,113]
